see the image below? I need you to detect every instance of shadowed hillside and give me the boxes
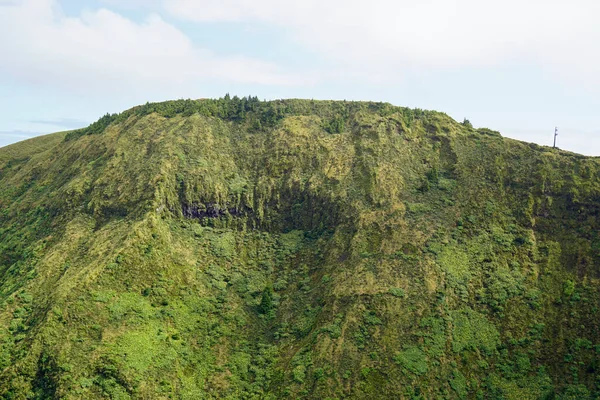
[0,97,599,399]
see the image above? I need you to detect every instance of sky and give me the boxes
[0,0,599,155]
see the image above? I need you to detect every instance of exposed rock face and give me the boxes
[182,202,246,219]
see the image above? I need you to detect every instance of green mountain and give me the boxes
[1,98,599,399]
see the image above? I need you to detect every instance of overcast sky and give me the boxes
[1,0,599,155]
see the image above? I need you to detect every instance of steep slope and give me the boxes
[0,98,599,399]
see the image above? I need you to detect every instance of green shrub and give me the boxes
[364,310,383,326]
[293,365,306,383]
[564,280,575,297]
[406,203,432,214]
[259,286,274,315]
[450,308,500,354]
[449,369,468,398]
[420,317,447,359]
[426,167,440,185]
[478,266,524,312]
[389,288,405,298]
[394,346,429,375]
[324,116,345,134]
[313,368,325,381]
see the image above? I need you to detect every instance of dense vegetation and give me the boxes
[0,97,599,399]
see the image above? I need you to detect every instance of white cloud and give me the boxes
[0,0,307,96]
[164,0,600,83]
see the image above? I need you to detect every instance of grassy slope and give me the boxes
[0,99,599,399]
[0,132,67,167]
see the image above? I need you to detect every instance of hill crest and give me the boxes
[0,97,598,399]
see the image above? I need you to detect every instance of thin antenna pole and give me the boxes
[553,127,558,148]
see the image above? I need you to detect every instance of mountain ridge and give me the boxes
[0,98,599,399]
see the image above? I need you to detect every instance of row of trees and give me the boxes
[65,95,442,141]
